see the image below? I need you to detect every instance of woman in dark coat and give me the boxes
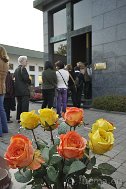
[4,71,15,123]
[41,61,57,109]
[14,56,31,122]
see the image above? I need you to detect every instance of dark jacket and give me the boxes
[5,71,15,98]
[14,65,31,96]
[42,68,57,89]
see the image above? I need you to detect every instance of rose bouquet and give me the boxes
[4,107,117,189]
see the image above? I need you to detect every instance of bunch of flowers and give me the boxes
[4,107,117,189]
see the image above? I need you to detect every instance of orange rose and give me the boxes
[63,107,84,127]
[57,131,87,159]
[28,150,45,170]
[4,134,34,169]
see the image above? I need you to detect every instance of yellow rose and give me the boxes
[20,110,40,130]
[92,118,115,133]
[38,108,59,130]
[88,128,114,155]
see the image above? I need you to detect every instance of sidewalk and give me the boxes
[0,102,126,189]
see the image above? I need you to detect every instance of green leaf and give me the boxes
[100,175,117,188]
[49,145,57,158]
[54,138,60,145]
[91,168,102,177]
[68,160,86,175]
[87,162,93,170]
[41,147,49,162]
[98,163,117,175]
[14,170,32,183]
[31,184,43,189]
[49,154,62,165]
[91,156,96,166]
[58,122,68,135]
[63,165,69,174]
[47,166,58,182]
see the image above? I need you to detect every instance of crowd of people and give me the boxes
[0,44,92,137]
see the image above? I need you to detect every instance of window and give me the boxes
[53,41,67,64]
[53,8,66,36]
[73,0,91,30]
[9,63,13,70]
[29,66,35,71]
[39,66,43,72]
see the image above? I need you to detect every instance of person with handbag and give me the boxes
[14,56,31,123]
[65,64,77,107]
[55,60,69,118]
[41,61,57,109]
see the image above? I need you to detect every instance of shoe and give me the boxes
[7,120,13,123]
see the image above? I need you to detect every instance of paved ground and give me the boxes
[0,102,126,189]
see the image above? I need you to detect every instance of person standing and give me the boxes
[4,71,15,123]
[65,64,77,107]
[74,66,85,108]
[14,56,31,122]
[55,60,69,118]
[41,61,57,109]
[0,45,9,137]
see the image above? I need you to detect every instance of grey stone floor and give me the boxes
[0,102,126,189]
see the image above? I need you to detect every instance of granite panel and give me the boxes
[117,0,126,8]
[92,26,116,46]
[117,23,126,41]
[115,87,126,95]
[116,56,126,71]
[93,72,117,88]
[115,72,126,87]
[92,15,103,31]
[103,40,126,58]
[92,45,104,63]
[93,87,116,97]
[116,40,126,56]
[105,57,116,72]
[104,6,126,28]
[92,0,116,17]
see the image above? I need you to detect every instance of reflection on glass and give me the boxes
[74,0,91,30]
[38,75,42,85]
[54,41,67,64]
[9,63,13,70]
[39,66,43,72]
[53,8,66,36]
[29,66,35,71]
[30,75,35,86]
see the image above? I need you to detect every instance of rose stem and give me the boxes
[32,129,39,149]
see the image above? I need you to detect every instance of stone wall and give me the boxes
[92,0,126,97]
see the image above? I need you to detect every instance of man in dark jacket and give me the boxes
[14,56,31,122]
[4,71,15,123]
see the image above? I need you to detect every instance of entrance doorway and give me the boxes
[71,32,92,68]
[71,32,92,99]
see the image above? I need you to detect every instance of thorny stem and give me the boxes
[43,176,52,189]
[32,129,39,149]
[50,128,54,145]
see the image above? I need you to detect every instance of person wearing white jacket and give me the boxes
[55,61,69,118]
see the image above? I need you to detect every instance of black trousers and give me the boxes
[16,96,30,120]
[4,98,11,121]
[41,88,55,109]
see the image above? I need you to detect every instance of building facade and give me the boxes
[34,0,126,98]
[1,44,44,87]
